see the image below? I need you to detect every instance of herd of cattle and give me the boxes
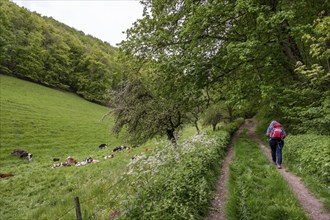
[0,144,152,179]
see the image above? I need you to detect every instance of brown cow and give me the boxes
[0,173,15,178]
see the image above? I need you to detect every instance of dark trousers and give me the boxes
[269,139,284,165]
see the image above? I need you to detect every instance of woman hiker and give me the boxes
[266,121,287,169]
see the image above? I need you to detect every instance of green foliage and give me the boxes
[202,104,225,131]
[0,0,120,104]
[284,134,330,209]
[300,14,330,73]
[285,135,330,185]
[227,136,308,220]
[257,85,330,136]
[280,14,330,135]
[119,131,230,219]
[221,118,245,136]
[107,51,210,144]
[278,15,330,134]
[107,77,189,145]
[279,88,330,135]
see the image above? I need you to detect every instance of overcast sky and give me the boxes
[11,0,144,47]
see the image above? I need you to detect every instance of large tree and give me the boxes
[108,77,188,146]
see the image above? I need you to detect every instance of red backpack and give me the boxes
[270,123,285,139]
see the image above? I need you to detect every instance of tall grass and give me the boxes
[284,135,330,210]
[226,131,308,220]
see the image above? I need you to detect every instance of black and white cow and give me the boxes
[112,146,127,153]
[75,157,99,167]
[11,149,33,161]
[98,144,108,149]
[104,154,114,159]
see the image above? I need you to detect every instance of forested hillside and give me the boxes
[0,0,121,104]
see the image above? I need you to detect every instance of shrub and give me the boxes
[222,117,244,135]
[285,134,330,184]
[119,131,230,219]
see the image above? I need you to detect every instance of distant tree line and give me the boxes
[0,0,121,104]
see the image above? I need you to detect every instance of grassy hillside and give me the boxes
[0,74,114,155]
[0,74,142,219]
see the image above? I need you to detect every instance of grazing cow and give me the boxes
[104,154,114,159]
[76,157,99,167]
[99,144,108,149]
[11,149,33,161]
[51,163,62,168]
[81,157,93,165]
[0,173,15,178]
[53,158,60,162]
[112,145,127,153]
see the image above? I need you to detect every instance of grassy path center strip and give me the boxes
[226,130,308,220]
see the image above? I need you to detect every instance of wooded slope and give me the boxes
[0,0,121,104]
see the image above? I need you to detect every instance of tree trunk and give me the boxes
[194,121,200,134]
[167,129,177,148]
[227,105,234,122]
[278,20,303,70]
[212,124,216,131]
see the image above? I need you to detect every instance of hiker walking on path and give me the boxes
[266,121,286,169]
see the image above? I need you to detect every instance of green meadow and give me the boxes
[0,74,149,219]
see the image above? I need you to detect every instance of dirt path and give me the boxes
[207,118,330,220]
[207,120,252,220]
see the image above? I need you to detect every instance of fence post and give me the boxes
[74,196,82,220]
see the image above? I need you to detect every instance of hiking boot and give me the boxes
[277,165,282,169]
